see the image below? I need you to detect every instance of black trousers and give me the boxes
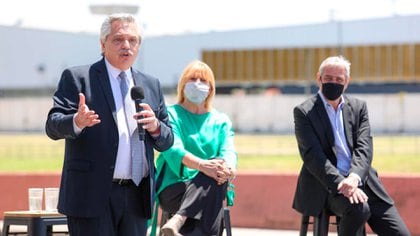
[159,172,227,236]
[327,184,410,236]
[67,179,148,236]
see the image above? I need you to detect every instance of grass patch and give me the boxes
[0,133,64,172]
[234,134,420,174]
[0,133,419,174]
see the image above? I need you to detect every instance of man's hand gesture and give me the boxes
[74,93,101,129]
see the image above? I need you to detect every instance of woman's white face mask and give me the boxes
[183,81,210,105]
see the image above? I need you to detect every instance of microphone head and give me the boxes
[131,86,145,100]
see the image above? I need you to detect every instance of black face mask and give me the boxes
[321,82,344,100]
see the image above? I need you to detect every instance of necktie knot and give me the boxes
[119,71,129,99]
[119,71,128,80]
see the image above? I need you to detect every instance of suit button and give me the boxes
[110,165,114,170]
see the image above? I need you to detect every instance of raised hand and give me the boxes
[74,93,101,129]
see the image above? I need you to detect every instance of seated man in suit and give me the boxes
[292,55,410,235]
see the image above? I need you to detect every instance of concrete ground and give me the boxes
[0,222,318,236]
[226,228,310,235]
[1,221,377,235]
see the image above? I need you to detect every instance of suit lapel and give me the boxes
[314,95,335,149]
[131,69,149,104]
[342,98,354,151]
[94,59,118,125]
[131,69,143,88]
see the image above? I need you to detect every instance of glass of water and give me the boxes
[28,188,43,212]
[44,188,59,212]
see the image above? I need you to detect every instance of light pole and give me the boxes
[89,4,139,15]
[329,9,343,55]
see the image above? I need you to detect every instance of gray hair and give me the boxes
[318,55,351,78]
[99,13,143,43]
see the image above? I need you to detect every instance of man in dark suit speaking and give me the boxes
[292,56,409,235]
[45,13,173,236]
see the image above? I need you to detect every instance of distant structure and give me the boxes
[0,26,99,96]
[140,14,420,94]
[1,14,420,96]
[89,3,139,15]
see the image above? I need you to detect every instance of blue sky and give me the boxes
[1,0,420,36]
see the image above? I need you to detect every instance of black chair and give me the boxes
[221,206,232,236]
[300,209,340,236]
[300,209,366,236]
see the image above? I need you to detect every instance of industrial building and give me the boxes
[0,14,419,133]
[1,14,420,95]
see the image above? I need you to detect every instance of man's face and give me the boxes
[317,65,350,90]
[101,20,140,71]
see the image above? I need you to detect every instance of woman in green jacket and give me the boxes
[156,60,237,236]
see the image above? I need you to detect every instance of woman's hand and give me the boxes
[199,159,235,185]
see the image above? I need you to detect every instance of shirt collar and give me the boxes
[104,58,132,80]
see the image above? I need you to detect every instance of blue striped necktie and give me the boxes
[119,71,147,185]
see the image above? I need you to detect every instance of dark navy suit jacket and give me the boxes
[45,58,173,218]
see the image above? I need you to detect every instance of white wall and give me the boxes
[1,94,419,134]
[212,93,420,134]
[0,26,100,89]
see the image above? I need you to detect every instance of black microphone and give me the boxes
[130,86,145,140]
